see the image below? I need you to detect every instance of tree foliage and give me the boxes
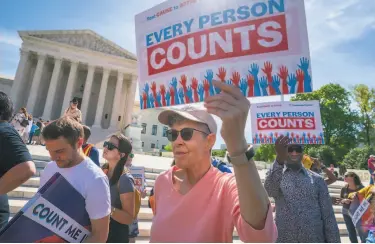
[351,84,375,146]
[307,145,336,166]
[342,146,375,170]
[254,144,276,163]
[212,149,226,157]
[291,83,359,160]
[164,143,172,152]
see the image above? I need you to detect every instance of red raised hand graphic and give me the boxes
[313,134,317,144]
[169,87,175,106]
[160,85,166,106]
[142,92,147,109]
[278,66,289,95]
[179,75,188,92]
[262,62,275,95]
[231,71,241,87]
[203,79,210,99]
[151,81,157,97]
[191,77,199,102]
[216,67,226,82]
[296,69,304,93]
[247,74,254,97]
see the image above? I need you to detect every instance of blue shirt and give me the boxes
[211,158,232,173]
[30,124,38,134]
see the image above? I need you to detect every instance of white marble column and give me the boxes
[123,75,138,127]
[10,49,30,109]
[81,65,96,124]
[42,58,63,120]
[109,72,124,128]
[26,53,46,114]
[61,61,79,117]
[93,68,110,128]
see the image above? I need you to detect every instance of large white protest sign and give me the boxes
[135,0,312,109]
[250,100,324,144]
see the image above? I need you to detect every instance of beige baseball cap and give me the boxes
[158,106,217,134]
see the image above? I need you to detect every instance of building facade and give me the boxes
[9,30,138,131]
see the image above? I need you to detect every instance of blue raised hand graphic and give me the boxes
[205,69,215,96]
[271,75,281,95]
[144,84,151,108]
[320,132,325,144]
[178,88,185,104]
[226,80,232,86]
[270,132,274,143]
[302,132,306,143]
[186,86,194,103]
[170,77,179,105]
[165,91,171,106]
[287,74,297,94]
[259,76,268,96]
[214,86,221,95]
[140,95,143,110]
[255,133,259,144]
[197,84,204,102]
[239,78,248,96]
[149,93,155,108]
[249,63,261,97]
[156,92,162,107]
[298,57,312,92]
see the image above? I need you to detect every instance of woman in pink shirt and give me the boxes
[150,81,277,242]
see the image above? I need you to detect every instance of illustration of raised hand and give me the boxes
[287,73,297,94]
[298,57,309,72]
[170,77,178,89]
[179,75,188,91]
[165,91,171,106]
[160,85,166,106]
[271,75,281,95]
[178,88,185,104]
[151,81,157,96]
[249,63,261,96]
[214,85,221,95]
[239,78,248,96]
[149,93,155,108]
[203,79,210,99]
[191,77,199,102]
[186,86,194,103]
[197,83,204,102]
[142,92,148,109]
[231,71,241,87]
[216,67,226,82]
[140,95,143,110]
[226,80,232,86]
[205,69,215,96]
[245,74,254,97]
[169,87,175,106]
[296,69,304,93]
[144,83,150,94]
[156,92,162,107]
[259,76,269,96]
[262,61,273,81]
[278,66,289,94]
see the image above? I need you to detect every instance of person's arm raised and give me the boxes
[204,81,276,241]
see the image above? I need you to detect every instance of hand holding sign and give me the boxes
[275,136,290,164]
[204,80,249,156]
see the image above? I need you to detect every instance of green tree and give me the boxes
[164,143,172,152]
[212,149,226,157]
[352,84,375,146]
[254,144,276,162]
[291,83,360,160]
[342,146,375,169]
[307,145,336,166]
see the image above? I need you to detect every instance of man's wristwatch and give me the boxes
[226,146,255,165]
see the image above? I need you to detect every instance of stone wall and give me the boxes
[0,76,13,96]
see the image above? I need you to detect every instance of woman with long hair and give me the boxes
[342,172,365,242]
[102,134,135,243]
[11,107,29,136]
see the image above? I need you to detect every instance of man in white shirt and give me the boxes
[40,117,110,242]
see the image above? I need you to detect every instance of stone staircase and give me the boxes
[8,160,353,242]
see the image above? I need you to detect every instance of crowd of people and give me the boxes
[0,79,374,243]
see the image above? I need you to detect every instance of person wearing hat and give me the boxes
[264,138,340,242]
[150,81,277,242]
[63,97,82,123]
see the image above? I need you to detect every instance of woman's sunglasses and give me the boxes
[166,128,208,142]
[103,141,118,151]
[288,146,303,153]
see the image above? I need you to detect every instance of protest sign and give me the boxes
[130,166,146,191]
[250,100,324,144]
[0,173,90,243]
[135,0,312,109]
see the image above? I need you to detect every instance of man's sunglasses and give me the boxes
[288,146,303,153]
[166,128,208,142]
[103,141,118,151]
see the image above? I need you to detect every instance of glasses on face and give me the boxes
[103,141,118,151]
[166,128,208,142]
[288,146,303,153]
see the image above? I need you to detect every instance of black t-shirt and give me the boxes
[0,122,33,227]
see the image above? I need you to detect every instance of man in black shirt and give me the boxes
[0,92,36,229]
